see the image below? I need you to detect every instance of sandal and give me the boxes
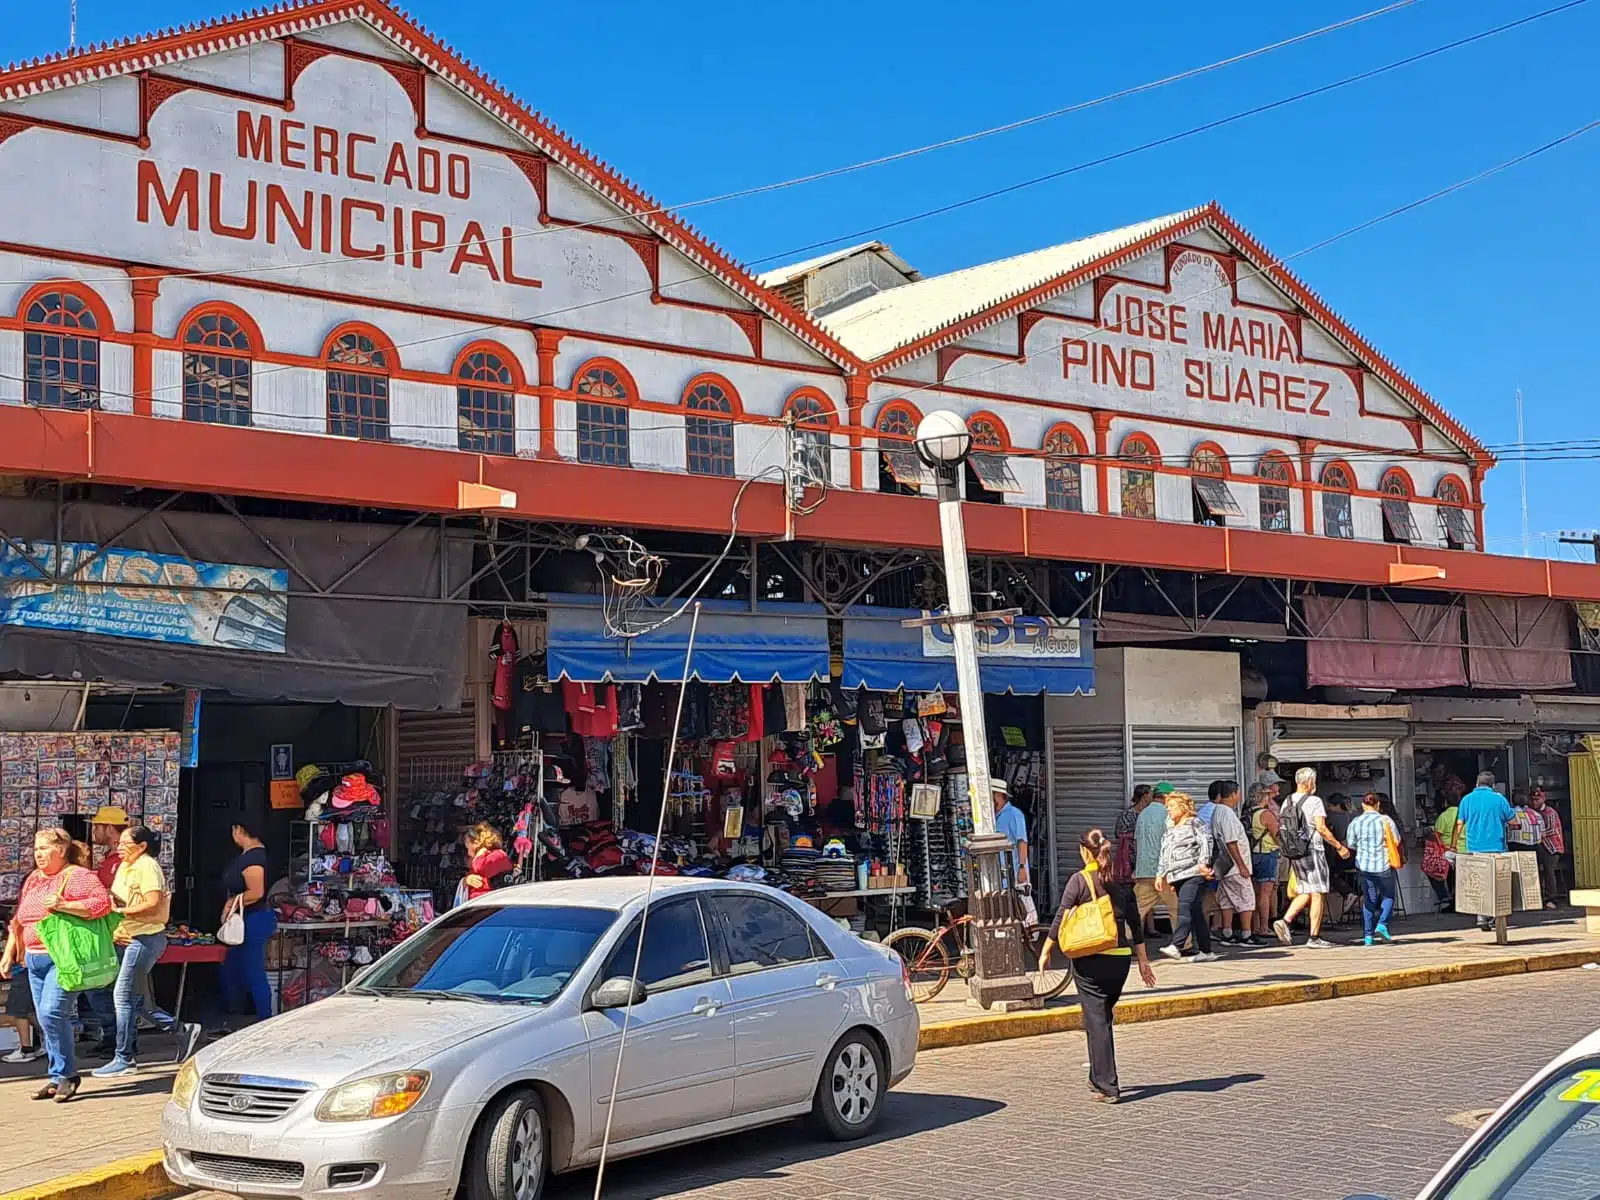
[53,1078,80,1103]
[31,1083,59,1101]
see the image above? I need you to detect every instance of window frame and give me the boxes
[324,326,393,442]
[1042,425,1086,513]
[875,402,927,495]
[1380,468,1420,544]
[455,344,518,457]
[1436,476,1475,550]
[595,896,718,998]
[683,376,738,478]
[180,309,254,427]
[22,287,103,411]
[1257,452,1294,534]
[784,390,834,483]
[1188,444,1239,525]
[1320,462,1355,540]
[573,359,634,467]
[1119,432,1158,520]
[703,891,833,980]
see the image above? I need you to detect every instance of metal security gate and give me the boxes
[1129,726,1240,798]
[396,695,478,784]
[1046,726,1126,907]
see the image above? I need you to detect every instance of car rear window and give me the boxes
[354,904,616,1003]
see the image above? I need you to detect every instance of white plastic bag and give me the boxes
[217,897,245,946]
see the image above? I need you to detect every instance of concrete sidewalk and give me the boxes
[919,907,1600,1044]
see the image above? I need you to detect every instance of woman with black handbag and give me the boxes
[1049,829,1157,1104]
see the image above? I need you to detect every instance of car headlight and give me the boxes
[171,1060,200,1110]
[315,1072,431,1122]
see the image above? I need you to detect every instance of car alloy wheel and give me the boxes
[509,1108,543,1200]
[830,1041,879,1126]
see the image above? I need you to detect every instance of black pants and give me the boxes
[1169,877,1211,953]
[1074,953,1132,1098]
[1535,845,1562,903]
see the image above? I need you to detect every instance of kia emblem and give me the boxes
[228,1093,255,1113]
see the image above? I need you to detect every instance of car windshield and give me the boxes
[1437,1055,1600,1199]
[350,904,617,1004]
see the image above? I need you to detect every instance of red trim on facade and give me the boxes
[129,271,164,417]
[681,372,744,416]
[18,279,117,333]
[1190,440,1230,475]
[533,328,564,460]
[452,339,526,391]
[1380,466,1416,498]
[175,300,266,353]
[320,320,399,366]
[966,410,1010,451]
[568,355,638,400]
[1257,448,1296,483]
[845,375,869,491]
[783,386,837,425]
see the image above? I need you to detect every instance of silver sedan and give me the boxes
[161,877,920,1200]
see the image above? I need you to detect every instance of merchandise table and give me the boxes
[158,942,228,1022]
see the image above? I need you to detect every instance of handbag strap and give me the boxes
[1081,867,1099,900]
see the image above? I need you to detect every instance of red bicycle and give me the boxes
[882,902,1071,1003]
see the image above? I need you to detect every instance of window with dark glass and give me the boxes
[1437,478,1475,550]
[575,365,631,467]
[1321,464,1355,539]
[876,407,927,495]
[1189,447,1240,525]
[964,419,1017,505]
[326,331,390,441]
[1043,428,1084,513]
[685,380,735,477]
[1381,472,1419,544]
[602,900,714,993]
[24,292,100,410]
[706,893,827,974]
[785,393,832,483]
[1258,454,1293,533]
[1120,435,1157,519]
[457,350,516,456]
[182,313,252,426]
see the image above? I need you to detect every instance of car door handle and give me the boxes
[814,974,840,990]
[691,997,720,1015]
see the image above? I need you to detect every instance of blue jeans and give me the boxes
[1169,876,1212,954]
[220,909,277,1019]
[26,953,75,1084]
[113,934,177,1064]
[1358,869,1398,938]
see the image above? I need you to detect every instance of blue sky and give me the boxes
[3,0,1594,554]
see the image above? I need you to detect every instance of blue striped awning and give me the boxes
[840,607,1095,696]
[546,594,829,683]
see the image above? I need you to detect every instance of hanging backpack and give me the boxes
[1277,795,1314,862]
[1207,805,1235,877]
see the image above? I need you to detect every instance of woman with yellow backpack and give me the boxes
[1045,828,1158,1104]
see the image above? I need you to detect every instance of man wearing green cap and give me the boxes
[1133,782,1177,934]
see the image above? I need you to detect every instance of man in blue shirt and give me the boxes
[1455,771,1515,930]
[991,781,1029,889]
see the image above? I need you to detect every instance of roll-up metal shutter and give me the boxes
[396,693,477,787]
[1129,726,1240,798]
[1047,726,1126,904]
[1412,723,1525,749]
[1270,737,1394,763]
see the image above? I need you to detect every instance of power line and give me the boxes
[0,1,1424,289]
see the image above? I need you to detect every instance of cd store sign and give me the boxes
[921,615,1083,660]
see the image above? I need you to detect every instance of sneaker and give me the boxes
[1363,936,1374,947]
[1306,937,1336,949]
[91,1059,139,1079]
[1272,919,1292,946]
[1193,951,1221,963]
[1375,924,1393,943]
[1217,930,1234,943]
[2,1047,44,1064]
[1237,934,1255,946]
[171,1023,204,1065]
[1159,944,1183,962]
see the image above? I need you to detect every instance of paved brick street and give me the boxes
[548,970,1598,1200]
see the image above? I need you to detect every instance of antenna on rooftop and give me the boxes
[69,0,77,49]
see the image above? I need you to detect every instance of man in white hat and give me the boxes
[990,781,1037,925]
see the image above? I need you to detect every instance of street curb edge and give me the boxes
[0,1151,178,1200]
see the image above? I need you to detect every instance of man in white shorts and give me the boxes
[1204,780,1256,943]
[1272,767,1353,948]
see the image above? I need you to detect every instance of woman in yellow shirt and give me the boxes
[92,829,202,1077]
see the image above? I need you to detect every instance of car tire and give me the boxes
[467,1089,547,1200]
[809,1030,886,1142]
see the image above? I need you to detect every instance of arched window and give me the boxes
[1119,433,1158,520]
[182,311,252,426]
[684,377,735,477]
[1436,475,1474,550]
[326,328,391,441]
[876,403,924,495]
[574,360,631,467]
[24,290,100,410]
[964,415,1015,505]
[1043,425,1085,513]
[1380,468,1418,544]
[1321,462,1355,540]
[1258,452,1294,533]
[784,390,833,483]
[1189,443,1240,525]
[456,347,517,456]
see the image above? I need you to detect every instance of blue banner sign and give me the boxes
[0,540,288,654]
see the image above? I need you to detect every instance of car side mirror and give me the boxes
[591,976,648,1010]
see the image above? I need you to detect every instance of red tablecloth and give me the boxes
[160,942,228,965]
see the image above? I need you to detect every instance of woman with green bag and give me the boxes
[0,828,114,1102]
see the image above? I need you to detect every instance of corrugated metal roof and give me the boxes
[817,209,1202,361]
[757,241,921,289]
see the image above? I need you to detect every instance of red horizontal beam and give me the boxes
[4,406,1597,602]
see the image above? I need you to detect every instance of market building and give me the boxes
[0,0,1594,1003]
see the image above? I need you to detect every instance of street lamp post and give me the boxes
[915,411,1034,1007]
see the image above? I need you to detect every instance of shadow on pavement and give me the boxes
[1119,1072,1266,1103]
[548,1092,1004,1197]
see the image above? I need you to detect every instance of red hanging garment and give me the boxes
[491,622,518,711]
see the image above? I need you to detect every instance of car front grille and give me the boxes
[186,1152,305,1185]
[198,1073,314,1122]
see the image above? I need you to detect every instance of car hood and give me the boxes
[198,995,533,1088]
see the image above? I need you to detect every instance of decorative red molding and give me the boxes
[0,116,32,148]
[534,329,565,461]
[846,375,870,491]
[282,38,336,113]
[1091,410,1113,511]
[506,152,549,222]
[138,73,195,146]
[128,270,164,417]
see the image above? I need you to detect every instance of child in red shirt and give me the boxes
[461,823,514,902]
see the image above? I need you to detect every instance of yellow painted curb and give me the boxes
[0,1151,180,1200]
[917,945,1600,1051]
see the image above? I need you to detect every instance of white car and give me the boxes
[1346,1026,1600,1199]
[162,878,919,1200]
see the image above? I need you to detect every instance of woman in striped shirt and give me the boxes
[1346,793,1401,947]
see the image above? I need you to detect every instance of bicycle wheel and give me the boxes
[1028,928,1073,1002]
[882,927,952,1003]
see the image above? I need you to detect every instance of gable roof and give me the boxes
[757,241,921,289]
[826,202,1487,461]
[0,0,860,372]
